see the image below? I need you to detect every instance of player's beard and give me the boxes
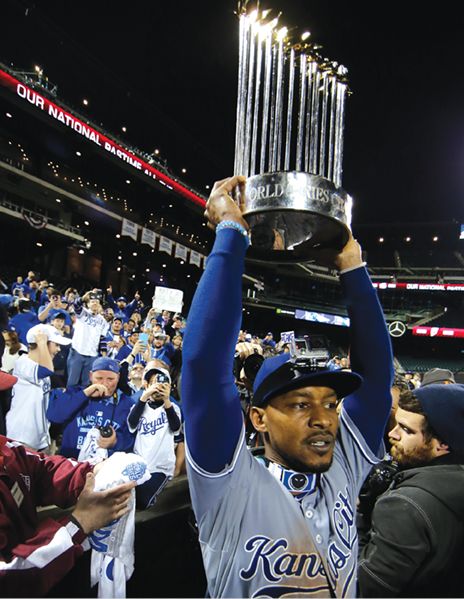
[390,441,435,468]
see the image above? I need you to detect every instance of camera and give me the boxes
[98,425,114,438]
[156,372,170,384]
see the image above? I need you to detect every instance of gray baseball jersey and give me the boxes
[186,407,382,598]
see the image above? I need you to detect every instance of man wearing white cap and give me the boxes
[6,324,71,452]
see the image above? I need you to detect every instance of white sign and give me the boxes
[159,235,173,255]
[190,250,201,267]
[175,243,188,261]
[152,286,184,313]
[141,227,156,248]
[121,218,138,241]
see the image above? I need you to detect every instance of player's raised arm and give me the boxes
[335,235,394,451]
[182,176,249,473]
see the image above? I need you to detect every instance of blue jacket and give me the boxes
[182,228,394,472]
[9,311,40,345]
[152,343,175,366]
[47,386,137,459]
[106,295,137,323]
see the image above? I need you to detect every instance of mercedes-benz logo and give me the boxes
[388,321,407,337]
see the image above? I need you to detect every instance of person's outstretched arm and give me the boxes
[182,176,248,473]
[335,237,394,452]
[0,440,134,597]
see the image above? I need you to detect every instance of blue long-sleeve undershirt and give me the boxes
[182,228,393,473]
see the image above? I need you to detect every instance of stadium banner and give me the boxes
[121,218,138,241]
[22,208,48,230]
[373,282,464,292]
[152,286,183,312]
[190,250,201,267]
[412,326,464,338]
[159,235,173,255]
[0,68,205,208]
[141,227,156,248]
[174,243,188,261]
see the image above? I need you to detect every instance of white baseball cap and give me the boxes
[26,324,72,345]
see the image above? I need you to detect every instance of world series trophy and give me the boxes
[234,5,353,263]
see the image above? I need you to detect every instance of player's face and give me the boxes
[388,408,436,467]
[91,370,120,395]
[52,318,65,331]
[129,365,144,381]
[112,320,123,332]
[252,385,339,473]
[47,341,61,357]
[88,299,100,313]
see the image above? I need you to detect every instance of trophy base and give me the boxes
[242,171,352,264]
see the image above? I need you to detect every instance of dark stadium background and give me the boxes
[1,0,464,374]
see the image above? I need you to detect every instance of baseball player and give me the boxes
[181,176,394,598]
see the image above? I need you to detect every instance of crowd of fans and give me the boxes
[0,270,332,484]
[0,265,462,597]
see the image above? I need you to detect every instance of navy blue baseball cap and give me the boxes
[252,353,363,407]
[414,384,464,457]
[91,357,120,374]
[117,296,127,303]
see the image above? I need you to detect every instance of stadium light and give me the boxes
[433,236,438,242]
[5,112,12,118]
[36,242,43,247]
[122,126,127,132]
[378,237,384,243]
[83,99,89,106]
[405,236,411,242]
[181,168,187,173]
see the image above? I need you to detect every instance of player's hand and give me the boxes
[204,175,248,231]
[106,285,112,295]
[97,426,117,449]
[134,291,140,301]
[71,472,135,535]
[235,341,263,361]
[140,383,158,402]
[83,383,108,398]
[34,331,49,346]
[334,233,363,272]
[131,340,145,356]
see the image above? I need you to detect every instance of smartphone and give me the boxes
[113,335,120,343]
[139,332,149,347]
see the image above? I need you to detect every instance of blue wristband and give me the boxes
[216,220,250,248]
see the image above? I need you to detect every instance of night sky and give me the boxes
[2,0,464,227]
